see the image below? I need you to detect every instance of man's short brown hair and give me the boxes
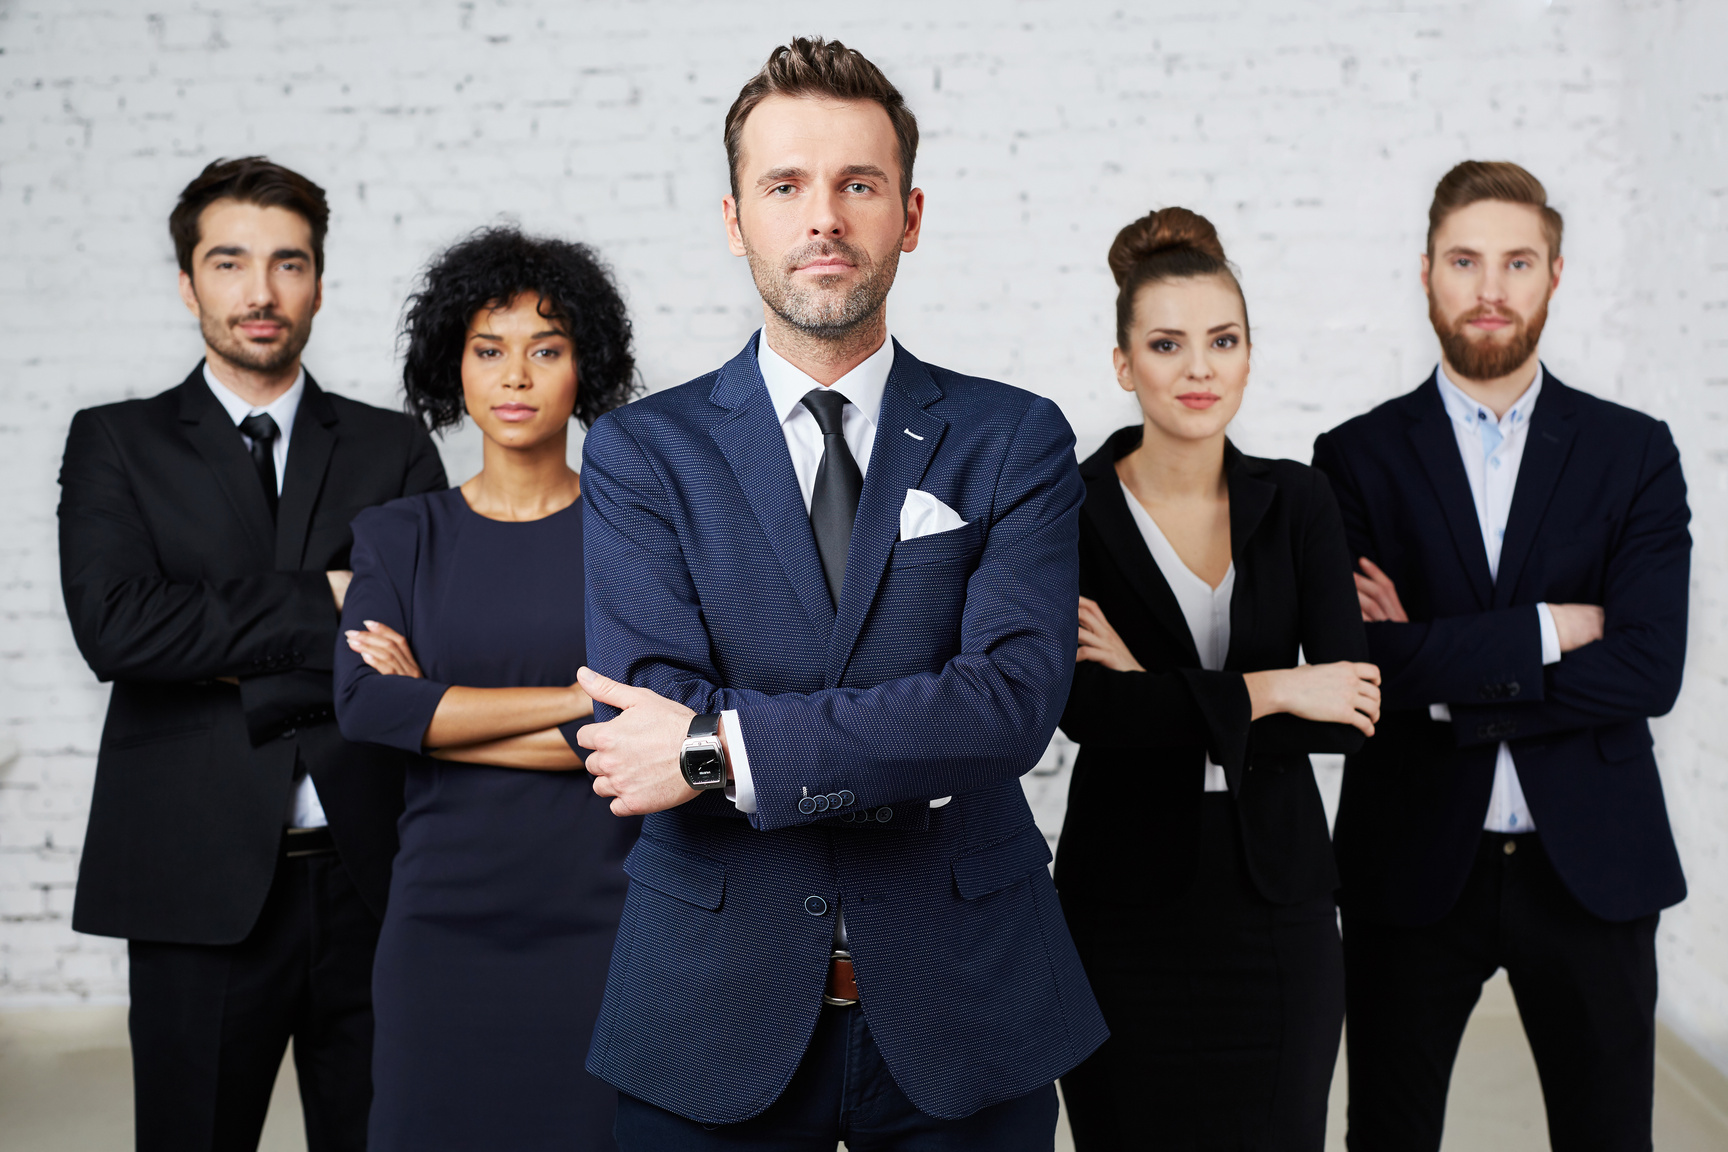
[169,156,330,279]
[1427,160,1563,262]
[723,37,919,202]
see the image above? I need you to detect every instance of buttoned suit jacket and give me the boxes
[580,336,1108,1123]
[58,364,447,943]
[1056,429,1369,914]
[1311,370,1689,926]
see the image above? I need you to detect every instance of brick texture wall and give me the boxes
[3,0,1724,1073]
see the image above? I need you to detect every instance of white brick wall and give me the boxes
[3,0,1724,1074]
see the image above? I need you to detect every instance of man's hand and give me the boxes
[1549,603,1605,653]
[1355,557,1409,623]
[327,570,353,612]
[576,667,702,817]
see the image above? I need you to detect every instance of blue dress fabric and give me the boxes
[333,487,639,1151]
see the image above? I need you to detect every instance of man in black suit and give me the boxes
[1312,161,1690,1152]
[57,157,446,1151]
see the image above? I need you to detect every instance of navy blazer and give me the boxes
[1312,369,1690,925]
[581,335,1107,1123]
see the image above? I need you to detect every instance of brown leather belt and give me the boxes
[282,826,336,858]
[823,950,859,1007]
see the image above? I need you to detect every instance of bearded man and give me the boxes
[1312,161,1691,1152]
[574,37,1105,1151]
[58,157,444,1151]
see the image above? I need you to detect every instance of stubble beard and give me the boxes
[198,299,311,377]
[1430,289,1549,383]
[745,235,899,341]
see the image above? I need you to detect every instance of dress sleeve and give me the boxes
[333,502,451,754]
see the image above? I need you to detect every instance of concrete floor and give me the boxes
[2,972,1725,1150]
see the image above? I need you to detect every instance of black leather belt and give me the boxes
[281,826,336,858]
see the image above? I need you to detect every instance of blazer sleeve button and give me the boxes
[825,793,843,810]
[838,790,855,807]
[1505,681,1520,698]
[812,794,830,813]
[804,896,828,916]
[798,796,818,815]
[875,807,893,823]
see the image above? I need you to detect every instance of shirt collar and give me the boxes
[755,329,894,429]
[204,360,307,432]
[1435,360,1543,432]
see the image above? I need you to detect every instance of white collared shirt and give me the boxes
[1121,483,1236,792]
[204,362,327,830]
[203,362,305,496]
[1429,363,1562,834]
[723,331,896,816]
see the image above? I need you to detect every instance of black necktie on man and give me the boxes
[801,388,863,606]
[239,411,281,521]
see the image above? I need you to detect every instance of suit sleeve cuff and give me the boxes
[721,709,755,814]
[1536,603,1562,665]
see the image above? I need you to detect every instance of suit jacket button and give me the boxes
[1506,681,1520,698]
[798,796,818,815]
[804,896,828,916]
[812,794,830,813]
[876,807,893,823]
[825,793,843,810]
[838,790,855,807]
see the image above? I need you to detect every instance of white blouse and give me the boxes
[1120,482,1236,792]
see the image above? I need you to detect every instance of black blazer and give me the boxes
[58,363,447,944]
[1055,428,1368,910]
[1312,370,1689,926]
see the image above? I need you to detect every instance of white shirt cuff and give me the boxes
[1535,603,1562,665]
[720,709,755,814]
[1430,703,1452,722]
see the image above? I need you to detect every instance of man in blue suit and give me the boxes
[574,37,1106,1150]
[1312,161,1691,1152]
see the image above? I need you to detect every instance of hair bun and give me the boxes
[1107,207,1227,287]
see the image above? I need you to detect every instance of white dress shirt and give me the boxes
[204,364,328,830]
[1429,364,1563,834]
[720,331,895,815]
[1120,483,1236,791]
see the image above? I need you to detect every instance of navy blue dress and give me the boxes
[334,487,639,1151]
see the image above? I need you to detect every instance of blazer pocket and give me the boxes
[953,822,1053,900]
[1595,721,1654,763]
[623,835,725,911]
[104,722,213,750]
[890,520,984,570]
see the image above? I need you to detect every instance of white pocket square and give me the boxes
[899,489,968,542]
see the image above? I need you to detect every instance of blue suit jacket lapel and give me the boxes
[1406,375,1495,608]
[1493,370,1578,609]
[707,339,837,639]
[826,342,946,687]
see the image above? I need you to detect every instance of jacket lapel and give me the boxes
[708,340,836,639]
[1222,445,1275,671]
[275,376,337,570]
[1493,370,1578,608]
[1405,375,1495,608]
[827,344,946,686]
[175,364,274,563]
[1078,428,1203,668]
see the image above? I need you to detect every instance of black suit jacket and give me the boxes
[1312,369,1690,926]
[1055,428,1368,910]
[59,363,447,944]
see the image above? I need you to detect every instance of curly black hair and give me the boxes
[400,226,638,432]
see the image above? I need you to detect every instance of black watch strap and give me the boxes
[688,713,721,739]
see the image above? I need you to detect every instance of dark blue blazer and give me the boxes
[1312,369,1690,926]
[581,335,1108,1123]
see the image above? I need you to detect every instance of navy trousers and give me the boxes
[614,1003,1058,1151]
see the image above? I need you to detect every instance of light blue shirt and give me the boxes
[1431,363,1562,834]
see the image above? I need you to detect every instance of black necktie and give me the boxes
[801,388,863,606]
[238,412,281,521]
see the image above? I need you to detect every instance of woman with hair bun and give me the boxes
[332,226,641,1150]
[1055,208,1380,1150]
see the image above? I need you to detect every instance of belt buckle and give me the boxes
[822,948,859,1008]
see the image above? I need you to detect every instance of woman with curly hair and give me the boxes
[333,226,641,1150]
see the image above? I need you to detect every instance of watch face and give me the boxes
[683,745,726,787]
